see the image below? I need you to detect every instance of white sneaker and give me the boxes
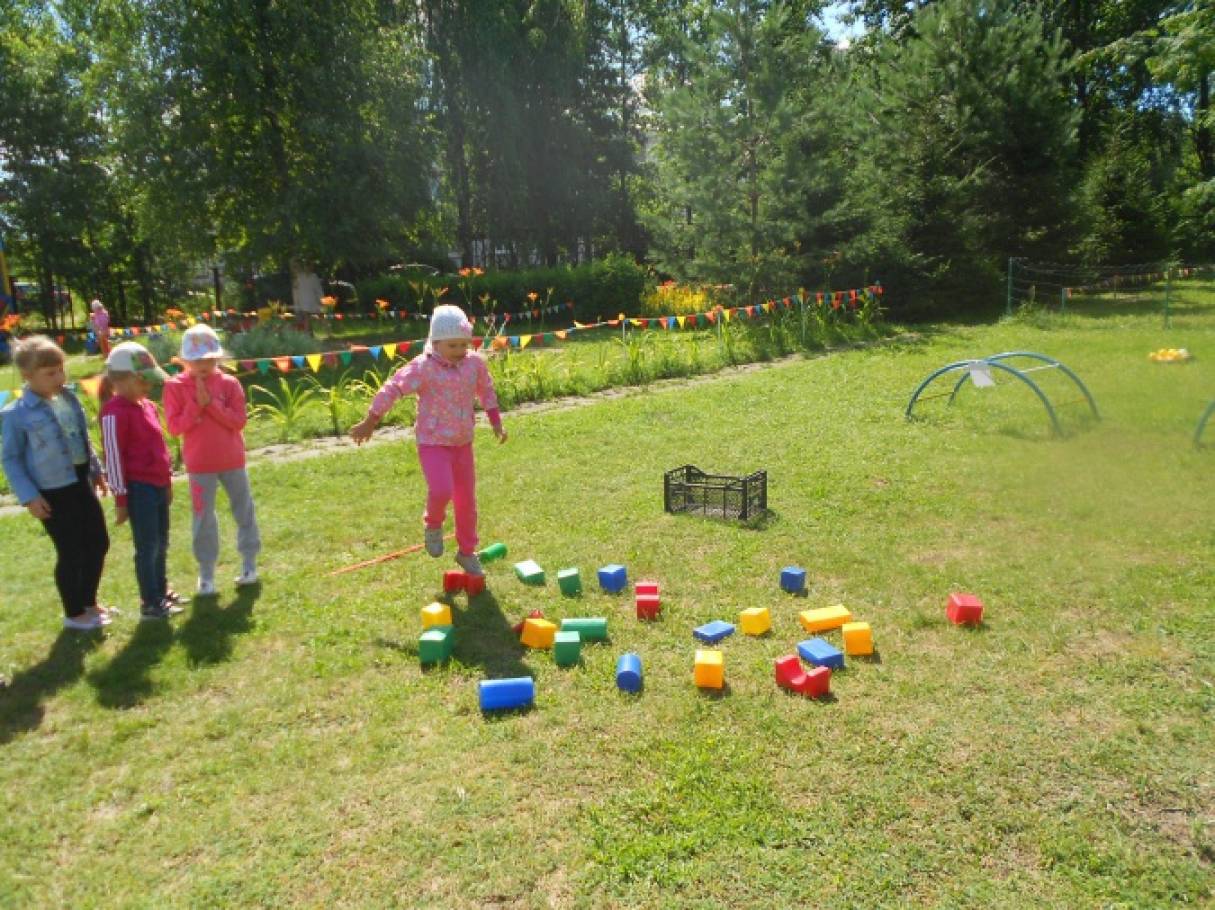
[454,552,484,576]
[63,613,103,631]
[197,577,218,596]
[235,569,259,587]
[424,527,445,558]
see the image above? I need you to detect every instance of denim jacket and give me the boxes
[1,387,103,504]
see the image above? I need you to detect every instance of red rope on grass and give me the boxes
[328,533,455,576]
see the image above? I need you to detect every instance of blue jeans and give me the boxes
[127,481,170,608]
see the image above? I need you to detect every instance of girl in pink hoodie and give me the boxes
[351,304,506,576]
[164,324,261,594]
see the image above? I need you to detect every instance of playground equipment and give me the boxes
[780,566,807,594]
[616,654,643,692]
[598,564,627,593]
[906,351,1099,436]
[842,622,874,656]
[421,602,452,628]
[557,568,582,596]
[520,617,557,649]
[554,631,581,667]
[694,650,724,689]
[799,605,851,633]
[419,626,455,664]
[1196,401,1215,448]
[560,617,608,642]
[739,607,772,636]
[514,559,545,585]
[479,678,535,711]
[797,638,844,670]
[478,542,508,562]
[635,580,661,620]
[947,592,984,625]
[693,620,735,644]
[774,655,831,697]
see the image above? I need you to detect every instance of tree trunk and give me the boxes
[1197,73,1212,180]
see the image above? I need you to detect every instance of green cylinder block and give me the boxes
[560,617,607,642]
[479,542,508,562]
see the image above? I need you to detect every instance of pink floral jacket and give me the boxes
[370,350,501,446]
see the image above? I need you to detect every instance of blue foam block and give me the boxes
[598,564,628,593]
[781,565,807,593]
[797,637,844,670]
[478,677,535,711]
[616,653,643,693]
[693,620,736,644]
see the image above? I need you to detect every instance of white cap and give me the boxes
[106,342,168,383]
[428,305,472,343]
[179,324,226,361]
[90,299,104,311]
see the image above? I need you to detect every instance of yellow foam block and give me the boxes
[520,617,558,649]
[799,604,851,633]
[694,649,724,689]
[421,602,452,629]
[739,607,772,636]
[842,621,873,656]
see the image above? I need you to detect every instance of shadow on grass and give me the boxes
[452,588,532,680]
[88,621,174,709]
[0,630,101,745]
[177,585,260,668]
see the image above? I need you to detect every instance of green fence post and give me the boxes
[1163,263,1172,329]
[1006,258,1014,316]
[1060,287,1067,314]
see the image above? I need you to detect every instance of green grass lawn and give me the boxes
[0,287,1212,907]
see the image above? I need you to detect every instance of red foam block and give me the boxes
[947,592,984,625]
[636,594,661,620]
[443,570,465,594]
[464,573,486,596]
[635,580,660,596]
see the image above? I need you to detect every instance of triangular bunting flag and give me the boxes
[274,357,291,373]
[369,346,382,360]
[520,335,532,349]
[555,330,568,340]
[306,354,322,372]
[677,315,687,329]
[291,355,306,368]
[257,360,271,375]
[383,343,398,359]
[323,353,338,368]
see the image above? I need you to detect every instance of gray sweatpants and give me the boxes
[189,469,261,579]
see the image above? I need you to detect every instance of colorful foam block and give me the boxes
[694,649,724,689]
[478,677,534,711]
[557,567,583,596]
[421,601,452,629]
[635,580,660,596]
[511,609,544,636]
[598,564,628,593]
[616,653,643,692]
[841,621,874,656]
[553,631,581,667]
[947,592,984,625]
[520,617,557,649]
[443,570,465,593]
[636,594,661,621]
[514,559,545,585]
[802,665,831,698]
[560,617,608,642]
[463,573,486,597]
[479,542,508,562]
[773,655,831,697]
[419,625,454,664]
[781,566,807,594]
[739,607,772,636]
[693,620,735,644]
[798,604,852,633]
[797,637,844,670]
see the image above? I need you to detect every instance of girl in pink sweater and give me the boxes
[164,324,261,594]
[351,304,506,576]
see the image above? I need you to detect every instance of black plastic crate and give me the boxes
[663,464,767,521]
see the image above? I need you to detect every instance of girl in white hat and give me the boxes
[163,324,261,594]
[350,304,506,576]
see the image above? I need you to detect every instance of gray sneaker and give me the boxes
[454,551,483,576]
[424,527,445,558]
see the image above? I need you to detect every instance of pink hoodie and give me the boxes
[370,350,501,446]
[163,370,248,473]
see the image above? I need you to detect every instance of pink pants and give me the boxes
[417,443,478,555]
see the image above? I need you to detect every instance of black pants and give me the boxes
[39,465,110,618]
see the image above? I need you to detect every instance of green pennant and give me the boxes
[339,351,353,367]
[257,359,270,374]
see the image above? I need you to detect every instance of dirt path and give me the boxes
[0,335,916,517]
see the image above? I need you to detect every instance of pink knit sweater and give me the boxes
[370,350,501,446]
[163,371,249,473]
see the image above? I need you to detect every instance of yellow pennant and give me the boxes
[306,354,322,372]
[723,308,733,322]
[520,335,532,349]
[631,318,644,327]
[676,315,687,329]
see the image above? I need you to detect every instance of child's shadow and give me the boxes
[178,585,260,668]
[88,621,174,709]
[450,588,531,680]
[0,631,100,746]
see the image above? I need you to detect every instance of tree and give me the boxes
[642,0,824,301]
[837,0,1079,312]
